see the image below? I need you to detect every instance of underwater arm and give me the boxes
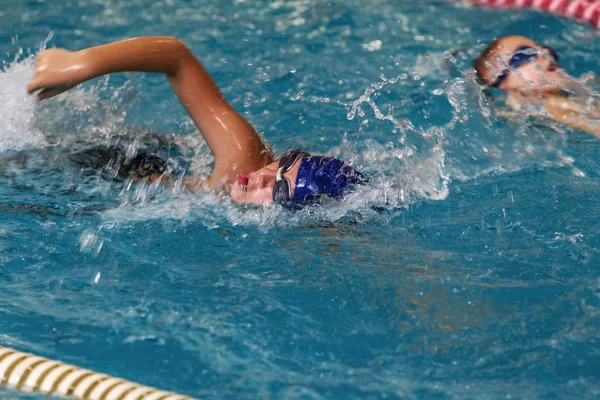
[27,36,272,188]
[543,96,600,138]
[503,93,600,137]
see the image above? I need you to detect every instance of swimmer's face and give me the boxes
[229,158,302,205]
[478,36,565,94]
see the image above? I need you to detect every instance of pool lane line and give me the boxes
[0,345,195,400]
[457,0,600,29]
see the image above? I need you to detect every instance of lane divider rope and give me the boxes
[0,345,195,400]
[454,0,600,29]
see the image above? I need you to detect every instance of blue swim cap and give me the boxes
[292,155,364,204]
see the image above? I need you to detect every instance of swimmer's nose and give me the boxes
[248,170,276,191]
[258,171,276,188]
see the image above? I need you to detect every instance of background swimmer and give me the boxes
[26,36,363,207]
[473,35,600,137]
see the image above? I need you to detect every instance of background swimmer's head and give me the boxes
[229,149,364,206]
[473,35,565,94]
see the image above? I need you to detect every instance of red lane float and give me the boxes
[462,0,600,28]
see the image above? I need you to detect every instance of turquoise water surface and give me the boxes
[1,1,600,399]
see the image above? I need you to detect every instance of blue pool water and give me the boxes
[2,0,600,398]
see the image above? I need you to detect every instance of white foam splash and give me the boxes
[0,54,46,150]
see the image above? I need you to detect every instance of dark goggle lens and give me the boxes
[491,45,559,88]
[508,47,538,69]
[508,45,559,69]
[273,179,291,202]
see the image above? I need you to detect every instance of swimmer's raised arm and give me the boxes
[27,36,272,189]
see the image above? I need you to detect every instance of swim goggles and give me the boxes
[272,148,309,203]
[491,45,559,88]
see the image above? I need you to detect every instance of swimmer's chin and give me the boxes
[229,182,244,204]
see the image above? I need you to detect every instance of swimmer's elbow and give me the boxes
[166,38,194,76]
[169,37,188,53]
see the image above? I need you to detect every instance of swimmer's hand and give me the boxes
[27,49,89,100]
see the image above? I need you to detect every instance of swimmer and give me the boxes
[473,35,600,137]
[27,37,363,207]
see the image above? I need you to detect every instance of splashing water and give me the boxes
[0,54,44,150]
[342,48,592,198]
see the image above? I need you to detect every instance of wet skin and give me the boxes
[480,35,565,94]
[229,157,302,204]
